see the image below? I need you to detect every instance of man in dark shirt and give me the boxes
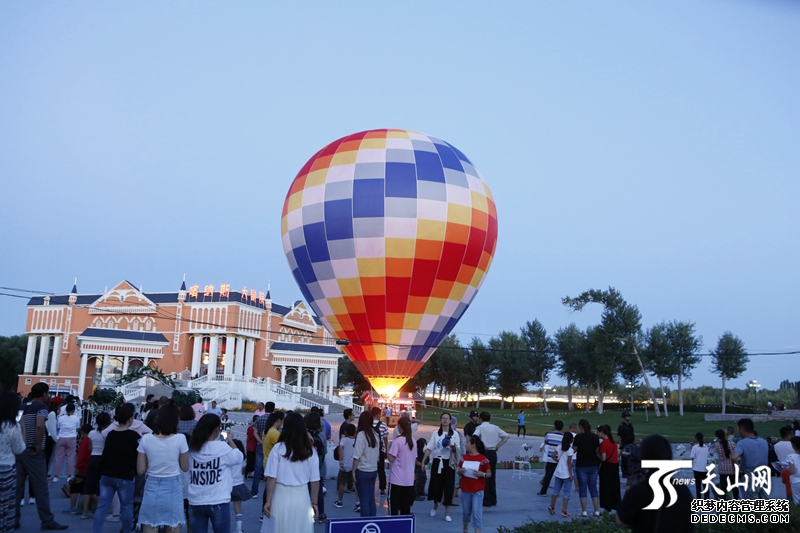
[144,396,168,429]
[251,401,274,495]
[618,411,635,477]
[14,383,68,530]
[463,410,481,437]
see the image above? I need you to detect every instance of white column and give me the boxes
[224,335,235,376]
[208,335,219,378]
[78,352,88,399]
[297,366,303,388]
[50,336,62,375]
[313,367,319,392]
[328,369,335,396]
[191,335,202,376]
[244,339,255,377]
[101,354,109,381]
[234,337,245,376]
[24,335,37,373]
[143,357,149,367]
[122,356,129,375]
[36,335,50,374]
[280,365,286,386]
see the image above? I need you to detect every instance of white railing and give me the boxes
[115,377,148,400]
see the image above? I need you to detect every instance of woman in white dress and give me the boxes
[262,412,319,533]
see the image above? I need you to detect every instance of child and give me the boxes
[63,424,93,514]
[787,436,800,505]
[82,412,111,519]
[691,432,709,499]
[457,435,491,533]
[415,437,429,501]
[230,439,250,533]
[547,432,574,518]
[725,426,736,444]
[334,424,360,511]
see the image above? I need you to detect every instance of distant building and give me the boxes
[17,279,342,400]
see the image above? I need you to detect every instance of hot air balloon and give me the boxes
[281,129,498,397]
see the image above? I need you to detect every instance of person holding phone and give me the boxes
[422,412,461,522]
[187,414,243,533]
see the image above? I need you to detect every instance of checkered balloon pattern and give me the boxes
[281,129,498,396]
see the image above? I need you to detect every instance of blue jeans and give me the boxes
[189,503,231,533]
[93,476,134,533]
[576,466,599,498]
[460,490,483,530]
[252,447,263,495]
[355,469,378,517]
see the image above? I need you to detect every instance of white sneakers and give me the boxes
[430,508,437,517]
[445,516,452,522]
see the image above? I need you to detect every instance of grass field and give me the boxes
[417,405,793,445]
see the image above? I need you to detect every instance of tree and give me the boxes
[489,331,530,409]
[0,335,26,391]
[563,287,661,416]
[520,320,556,412]
[710,332,748,415]
[583,326,618,414]
[554,324,586,412]
[667,320,703,416]
[437,336,467,407]
[642,323,678,417]
[779,379,794,390]
[461,337,494,408]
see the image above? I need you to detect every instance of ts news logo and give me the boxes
[641,460,692,510]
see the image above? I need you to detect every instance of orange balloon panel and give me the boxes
[282,129,497,397]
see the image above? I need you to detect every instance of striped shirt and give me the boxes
[540,431,564,464]
[21,401,48,448]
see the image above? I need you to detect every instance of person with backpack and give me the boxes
[370,407,388,495]
[547,432,575,518]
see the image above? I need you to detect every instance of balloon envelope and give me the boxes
[281,129,498,397]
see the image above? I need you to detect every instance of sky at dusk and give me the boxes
[1,2,798,389]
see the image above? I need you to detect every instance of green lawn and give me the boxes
[417,405,792,444]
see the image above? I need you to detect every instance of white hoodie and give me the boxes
[188,441,243,505]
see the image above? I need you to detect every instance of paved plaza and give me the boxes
[15,420,788,533]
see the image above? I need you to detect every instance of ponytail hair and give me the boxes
[715,429,730,458]
[695,432,704,447]
[561,431,574,451]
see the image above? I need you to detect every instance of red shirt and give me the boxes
[75,437,92,475]
[246,425,257,452]
[459,453,491,493]
[599,439,618,464]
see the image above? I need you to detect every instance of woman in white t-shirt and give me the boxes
[421,412,461,522]
[690,432,710,500]
[187,414,243,533]
[352,411,380,517]
[548,432,575,518]
[262,412,320,533]
[137,404,189,533]
[53,403,81,480]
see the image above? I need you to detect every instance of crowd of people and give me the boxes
[4,384,800,533]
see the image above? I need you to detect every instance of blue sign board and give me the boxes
[327,515,415,533]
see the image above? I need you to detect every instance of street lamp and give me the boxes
[748,379,761,407]
[626,381,635,413]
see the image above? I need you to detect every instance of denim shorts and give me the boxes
[138,475,186,528]
[550,476,572,499]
